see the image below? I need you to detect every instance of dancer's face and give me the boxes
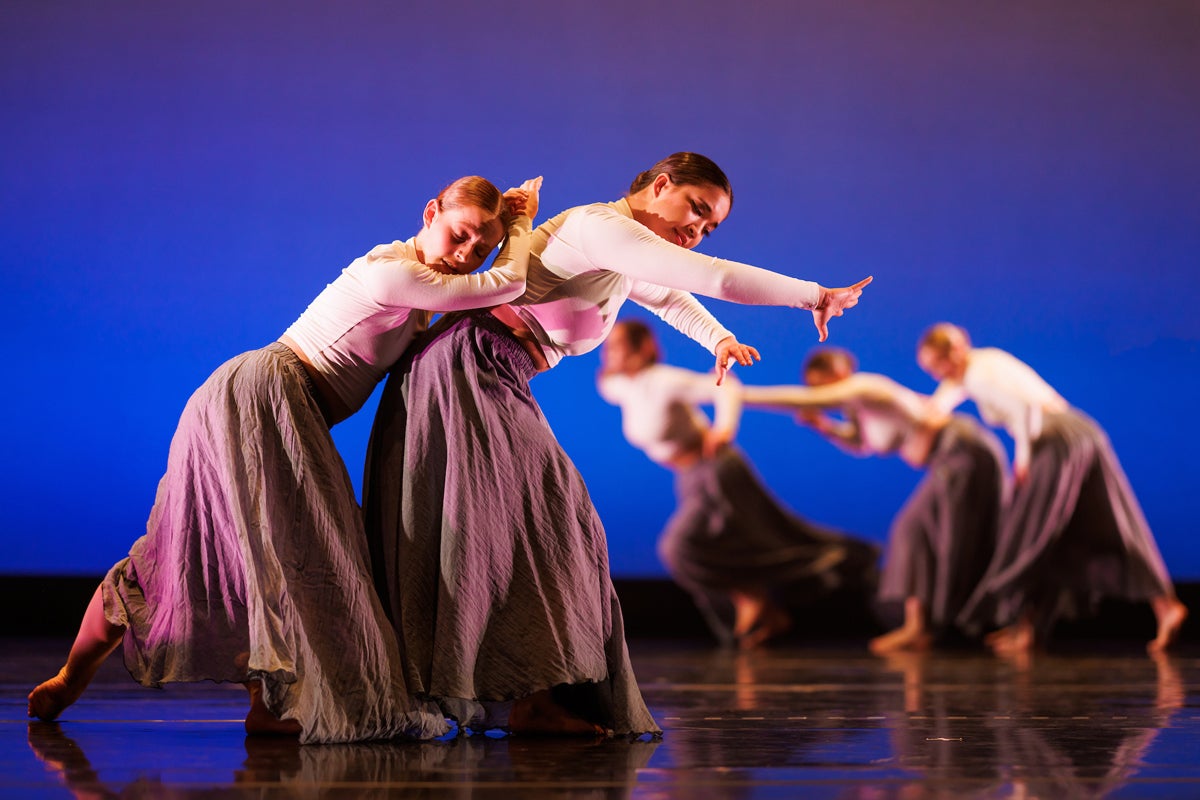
[418,201,505,275]
[601,328,635,375]
[917,346,964,381]
[601,327,654,375]
[638,174,731,250]
[804,366,840,387]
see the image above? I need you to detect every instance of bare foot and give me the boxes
[27,585,126,723]
[983,624,1028,653]
[869,626,932,656]
[983,624,1016,650]
[737,604,791,650]
[244,682,301,737]
[1148,598,1188,654]
[28,667,86,722]
[731,591,769,639]
[509,690,606,737]
[989,620,1036,657]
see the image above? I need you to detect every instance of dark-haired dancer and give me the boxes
[364,153,872,736]
[598,320,878,649]
[741,347,1007,653]
[29,177,541,743]
[918,323,1187,654]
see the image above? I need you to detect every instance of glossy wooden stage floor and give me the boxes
[4,638,1199,798]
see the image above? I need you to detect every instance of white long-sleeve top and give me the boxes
[281,217,532,417]
[929,347,1068,473]
[598,365,742,466]
[742,373,936,463]
[508,198,823,368]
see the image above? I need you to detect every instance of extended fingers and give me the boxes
[814,311,830,342]
[715,359,729,386]
[833,286,862,311]
[732,345,758,366]
[812,276,871,341]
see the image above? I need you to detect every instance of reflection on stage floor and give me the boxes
[3,638,1199,798]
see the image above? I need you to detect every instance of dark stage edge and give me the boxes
[4,638,1200,798]
[4,576,1200,643]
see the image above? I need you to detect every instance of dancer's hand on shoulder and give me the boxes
[812,275,873,341]
[714,336,760,386]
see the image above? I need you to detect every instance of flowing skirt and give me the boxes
[958,409,1174,634]
[103,343,447,743]
[363,313,659,735]
[878,415,1006,631]
[660,447,880,643]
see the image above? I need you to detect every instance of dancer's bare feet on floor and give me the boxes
[731,589,791,649]
[984,624,1016,650]
[1149,597,1188,654]
[29,586,126,722]
[737,604,792,650]
[731,590,768,640]
[244,681,301,737]
[509,690,607,737]
[988,619,1036,656]
[869,625,932,655]
[28,667,87,722]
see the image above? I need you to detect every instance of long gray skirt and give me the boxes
[957,409,1174,634]
[102,343,447,743]
[362,313,659,736]
[659,447,879,644]
[878,415,1006,631]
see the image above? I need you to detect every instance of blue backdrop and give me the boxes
[3,1,1197,578]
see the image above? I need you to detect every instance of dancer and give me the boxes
[28,176,543,743]
[918,323,1188,654]
[597,320,877,649]
[363,152,873,737]
[740,347,1007,653]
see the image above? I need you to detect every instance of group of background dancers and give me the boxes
[598,319,1187,658]
[26,152,1184,745]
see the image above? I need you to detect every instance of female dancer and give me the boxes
[363,152,872,737]
[28,176,542,743]
[597,320,878,649]
[740,347,1007,653]
[917,323,1187,654]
